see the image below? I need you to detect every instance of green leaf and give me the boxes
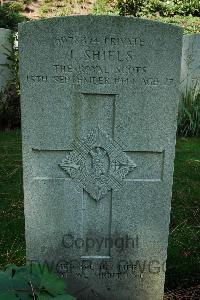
[37,293,76,300]
[26,264,65,296]
[0,272,12,292]
[17,295,31,300]
[4,264,19,277]
[55,295,76,300]
[15,265,41,289]
[0,292,18,299]
[37,294,53,300]
[12,275,30,290]
[0,264,72,299]
[39,270,65,296]
[0,269,31,299]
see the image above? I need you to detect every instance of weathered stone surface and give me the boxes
[19,16,183,300]
[0,28,12,91]
[181,34,200,94]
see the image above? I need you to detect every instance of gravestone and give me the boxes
[181,34,200,94]
[0,28,12,92]
[19,16,183,300]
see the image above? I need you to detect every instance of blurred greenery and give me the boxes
[0,33,20,130]
[117,0,200,17]
[0,263,76,299]
[166,138,200,290]
[37,0,200,33]
[178,90,200,137]
[0,131,25,269]
[93,0,115,15]
[0,3,28,31]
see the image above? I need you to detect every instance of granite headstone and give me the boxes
[19,16,183,300]
[181,34,200,94]
[0,28,12,92]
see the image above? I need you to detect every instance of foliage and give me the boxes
[39,0,89,17]
[39,0,71,17]
[23,0,34,5]
[177,88,200,137]
[0,0,26,94]
[35,0,200,33]
[0,3,28,31]
[149,15,200,34]
[0,84,20,130]
[5,34,20,92]
[172,0,200,17]
[93,0,116,15]
[117,0,200,17]
[117,0,146,16]
[0,34,20,130]
[8,2,24,13]
[141,0,200,17]
[0,263,76,299]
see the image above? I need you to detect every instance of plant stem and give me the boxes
[29,280,36,300]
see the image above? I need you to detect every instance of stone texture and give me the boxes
[0,28,12,92]
[181,34,200,94]
[19,16,183,300]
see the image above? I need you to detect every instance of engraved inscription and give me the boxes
[54,35,145,47]
[24,33,176,87]
[59,127,137,201]
[26,73,174,87]
[53,64,147,75]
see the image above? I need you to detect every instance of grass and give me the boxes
[0,130,25,268]
[0,131,199,292]
[148,15,200,34]
[166,138,200,290]
[38,0,93,17]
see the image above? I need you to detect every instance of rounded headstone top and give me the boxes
[19,15,183,34]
